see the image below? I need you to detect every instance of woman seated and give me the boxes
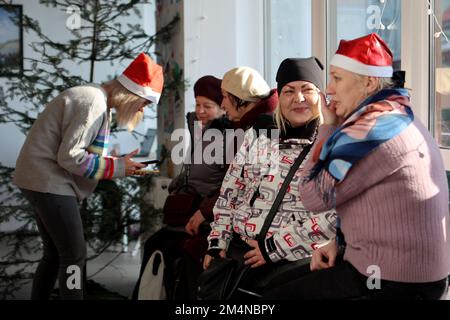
[134,68,279,300]
[173,67,280,300]
[203,57,337,299]
[133,75,230,300]
[264,33,450,300]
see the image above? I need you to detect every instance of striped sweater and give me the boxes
[81,125,116,180]
[13,84,125,200]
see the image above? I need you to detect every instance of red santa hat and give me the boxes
[330,33,393,78]
[117,53,164,104]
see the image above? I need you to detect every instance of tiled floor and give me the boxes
[4,241,143,300]
[85,244,142,299]
[3,240,450,300]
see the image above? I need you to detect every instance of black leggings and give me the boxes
[262,260,449,300]
[21,189,86,300]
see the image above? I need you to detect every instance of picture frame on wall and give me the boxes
[0,4,23,77]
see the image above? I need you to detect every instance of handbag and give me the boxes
[163,160,202,227]
[197,144,312,300]
[196,256,249,300]
[162,185,201,226]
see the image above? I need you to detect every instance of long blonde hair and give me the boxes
[106,80,148,131]
[275,88,322,133]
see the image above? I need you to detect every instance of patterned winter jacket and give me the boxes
[208,121,337,263]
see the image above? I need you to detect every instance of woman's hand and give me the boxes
[318,93,344,126]
[203,250,226,270]
[185,210,206,235]
[310,239,338,271]
[123,149,146,176]
[243,239,266,268]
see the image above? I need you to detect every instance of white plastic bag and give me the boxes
[138,250,166,300]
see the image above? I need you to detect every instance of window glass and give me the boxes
[327,0,402,71]
[264,0,312,87]
[434,0,450,148]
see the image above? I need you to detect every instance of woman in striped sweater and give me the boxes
[13,53,163,300]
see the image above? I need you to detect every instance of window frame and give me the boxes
[429,0,450,168]
[263,0,313,87]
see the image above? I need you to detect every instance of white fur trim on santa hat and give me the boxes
[117,74,161,104]
[330,54,393,78]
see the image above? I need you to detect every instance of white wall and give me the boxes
[156,0,264,178]
[0,0,156,169]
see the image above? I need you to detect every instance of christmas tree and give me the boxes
[0,0,183,299]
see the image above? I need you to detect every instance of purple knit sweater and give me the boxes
[299,121,450,283]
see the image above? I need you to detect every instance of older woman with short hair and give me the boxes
[132,75,231,300]
[264,33,450,300]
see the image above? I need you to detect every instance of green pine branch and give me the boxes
[0,0,178,299]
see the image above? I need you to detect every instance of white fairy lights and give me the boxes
[427,0,450,44]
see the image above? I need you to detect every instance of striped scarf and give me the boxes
[310,88,414,182]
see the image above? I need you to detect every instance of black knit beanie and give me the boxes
[193,75,223,106]
[276,57,324,93]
